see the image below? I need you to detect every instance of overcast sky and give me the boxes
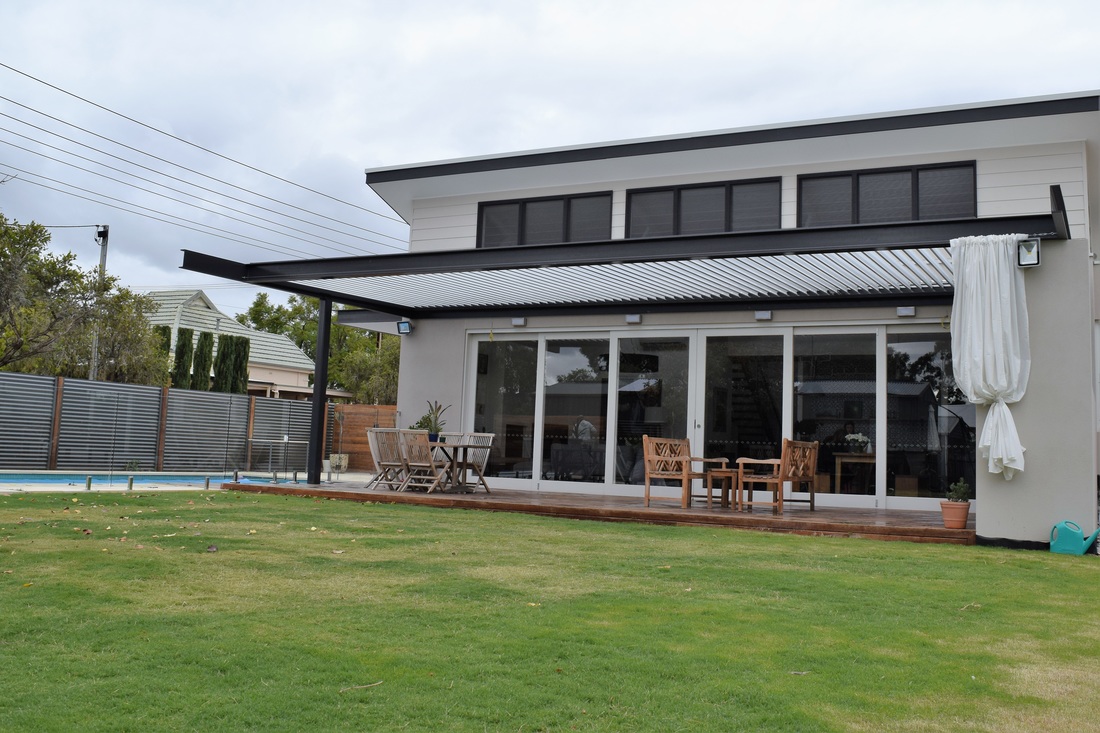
[3,0,1099,316]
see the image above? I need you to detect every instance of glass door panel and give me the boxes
[886,333,975,498]
[473,340,538,478]
[615,336,690,484]
[794,333,877,495]
[542,338,609,482]
[703,335,784,465]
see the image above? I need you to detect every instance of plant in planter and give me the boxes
[411,400,450,440]
[941,477,972,529]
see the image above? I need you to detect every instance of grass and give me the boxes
[2,490,1099,732]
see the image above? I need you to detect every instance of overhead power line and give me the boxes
[0,61,406,225]
[0,163,320,259]
[1,137,369,256]
[0,125,390,253]
[0,100,408,250]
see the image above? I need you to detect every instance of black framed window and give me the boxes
[478,193,611,248]
[626,178,781,238]
[798,162,975,227]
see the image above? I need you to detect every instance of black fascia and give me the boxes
[366,96,1099,184]
[182,213,1057,284]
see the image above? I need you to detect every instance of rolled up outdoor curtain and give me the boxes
[949,233,1030,480]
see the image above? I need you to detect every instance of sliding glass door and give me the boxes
[615,336,691,485]
[470,324,957,508]
[703,335,784,466]
[794,333,878,496]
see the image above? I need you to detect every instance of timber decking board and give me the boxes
[224,481,976,545]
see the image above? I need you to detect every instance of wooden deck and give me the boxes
[225,479,976,545]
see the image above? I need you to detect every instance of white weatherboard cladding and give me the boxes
[405,141,1088,253]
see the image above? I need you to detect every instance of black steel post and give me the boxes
[306,298,332,484]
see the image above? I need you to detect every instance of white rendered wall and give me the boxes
[975,238,1097,543]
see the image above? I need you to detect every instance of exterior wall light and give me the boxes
[396,321,413,335]
[1017,238,1041,267]
[754,310,772,321]
[625,314,642,324]
[511,317,527,327]
[896,306,916,317]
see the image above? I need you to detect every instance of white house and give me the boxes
[183,91,1099,547]
[146,289,321,399]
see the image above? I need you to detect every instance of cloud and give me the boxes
[3,0,1100,314]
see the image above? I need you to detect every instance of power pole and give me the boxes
[88,225,109,381]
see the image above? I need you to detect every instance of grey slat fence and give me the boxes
[0,372,325,475]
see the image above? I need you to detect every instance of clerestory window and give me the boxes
[626,178,782,238]
[798,163,976,227]
[478,193,612,248]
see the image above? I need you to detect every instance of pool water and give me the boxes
[0,473,218,485]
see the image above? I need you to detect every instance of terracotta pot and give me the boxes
[940,500,971,529]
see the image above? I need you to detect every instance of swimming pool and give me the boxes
[0,472,222,488]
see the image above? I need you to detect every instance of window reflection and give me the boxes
[542,339,609,482]
[794,334,877,495]
[886,334,975,497]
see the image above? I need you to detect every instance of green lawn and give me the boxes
[2,490,1098,732]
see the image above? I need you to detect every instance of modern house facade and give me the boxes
[183,92,1099,546]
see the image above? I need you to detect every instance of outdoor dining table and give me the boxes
[429,437,490,493]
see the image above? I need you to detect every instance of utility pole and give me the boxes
[88,225,109,381]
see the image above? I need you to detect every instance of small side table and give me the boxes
[706,468,739,510]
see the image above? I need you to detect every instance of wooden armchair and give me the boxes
[736,438,819,514]
[641,435,729,509]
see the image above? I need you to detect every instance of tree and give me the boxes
[331,333,401,404]
[171,328,194,389]
[211,334,250,394]
[191,331,214,390]
[238,292,399,400]
[0,214,97,370]
[55,288,168,385]
[154,325,172,355]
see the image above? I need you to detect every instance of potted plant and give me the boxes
[411,400,450,441]
[941,477,972,529]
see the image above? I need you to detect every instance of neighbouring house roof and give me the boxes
[145,290,315,372]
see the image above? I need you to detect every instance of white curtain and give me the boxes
[949,233,1030,480]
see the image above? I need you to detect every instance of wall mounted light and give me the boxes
[625,314,642,325]
[754,310,772,321]
[896,306,916,318]
[396,321,413,335]
[510,317,527,327]
[1017,238,1041,267]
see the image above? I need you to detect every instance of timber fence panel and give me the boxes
[162,390,250,472]
[0,372,57,469]
[56,379,162,471]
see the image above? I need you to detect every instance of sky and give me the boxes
[3,0,1099,317]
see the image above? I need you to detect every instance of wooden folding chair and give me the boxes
[398,430,449,493]
[458,432,494,493]
[365,428,406,491]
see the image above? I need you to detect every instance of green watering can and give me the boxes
[1050,521,1100,556]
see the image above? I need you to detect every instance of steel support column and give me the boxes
[307,298,332,485]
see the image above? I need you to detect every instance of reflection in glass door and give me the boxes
[794,333,877,495]
[615,337,690,485]
[473,340,538,479]
[542,339,609,482]
[703,335,784,466]
[886,333,975,499]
